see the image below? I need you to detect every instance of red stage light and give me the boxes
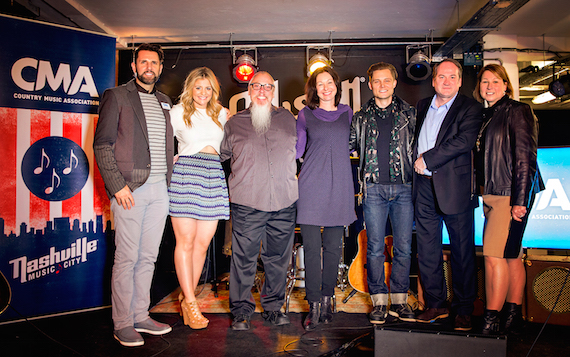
[233,54,257,83]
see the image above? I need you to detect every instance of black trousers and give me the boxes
[415,175,477,316]
[229,202,296,317]
[299,225,344,303]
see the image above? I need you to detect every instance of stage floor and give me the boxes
[150,282,375,314]
[2,307,569,357]
[2,269,569,356]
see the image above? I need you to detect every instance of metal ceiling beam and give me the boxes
[433,0,531,61]
[519,55,570,86]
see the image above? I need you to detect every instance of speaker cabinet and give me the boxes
[375,327,506,357]
[524,254,570,326]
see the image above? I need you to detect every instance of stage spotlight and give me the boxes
[307,53,331,77]
[233,54,257,83]
[406,50,432,81]
[532,91,556,105]
[549,74,570,97]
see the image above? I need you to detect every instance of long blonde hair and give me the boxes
[179,67,223,129]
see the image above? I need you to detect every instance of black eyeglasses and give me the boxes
[249,83,274,91]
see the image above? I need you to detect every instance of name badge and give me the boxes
[161,102,171,110]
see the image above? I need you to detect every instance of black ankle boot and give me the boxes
[503,302,523,334]
[482,309,501,335]
[303,301,320,330]
[320,296,333,324]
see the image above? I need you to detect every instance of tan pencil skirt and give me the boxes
[482,194,526,259]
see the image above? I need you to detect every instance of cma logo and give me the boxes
[11,57,99,97]
[535,179,570,210]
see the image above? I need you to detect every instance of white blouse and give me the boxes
[170,104,228,156]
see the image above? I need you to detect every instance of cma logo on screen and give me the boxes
[535,179,570,210]
[11,57,99,97]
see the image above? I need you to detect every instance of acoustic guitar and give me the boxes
[345,230,393,298]
[0,270,11,315]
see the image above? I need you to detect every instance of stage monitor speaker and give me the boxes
[524,254,570,326]
[375,327,506,357]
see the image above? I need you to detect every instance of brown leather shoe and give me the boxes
[416,307,449,323]
[454,314,472,331]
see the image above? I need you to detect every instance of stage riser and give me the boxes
[374,328,507,357]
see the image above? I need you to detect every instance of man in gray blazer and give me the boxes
[94,43,174,347]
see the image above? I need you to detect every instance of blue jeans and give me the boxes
[363,183,413,296]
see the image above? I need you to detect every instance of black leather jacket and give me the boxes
[349,95,416,185]
[475,96,544,207]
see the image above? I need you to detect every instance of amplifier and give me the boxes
[524,253,570,326]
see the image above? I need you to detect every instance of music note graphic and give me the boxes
[45,168,61,194]
[34,148,50,174]
[63,149,79,175]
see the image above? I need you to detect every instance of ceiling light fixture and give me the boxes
[406,44,432,81]
[233,54,257,83]
[231,44,258,83]
[307,52,331,77]
[532,91,557,105]
[306,32,334,77]
[549,74,570,97]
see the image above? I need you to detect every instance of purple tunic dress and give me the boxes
[296,104,356,226]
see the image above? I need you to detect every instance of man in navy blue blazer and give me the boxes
[412,59,482,332]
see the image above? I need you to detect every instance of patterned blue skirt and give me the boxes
[168,153,229,220]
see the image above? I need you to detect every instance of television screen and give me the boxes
[443,147,570,250]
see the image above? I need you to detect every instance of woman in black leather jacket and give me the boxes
[473,64,543,335]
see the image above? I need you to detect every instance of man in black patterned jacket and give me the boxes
[349,62,417,325]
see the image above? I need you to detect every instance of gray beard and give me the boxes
[250,102,272,135]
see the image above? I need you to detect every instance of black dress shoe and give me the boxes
[232,314,251,331]
[262,311,290,326]
[303,301,320,330]
[320,296,333,324]
[416,307,449,323]
[454,314,472,331]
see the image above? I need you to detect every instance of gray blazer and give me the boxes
[94,79,174,199]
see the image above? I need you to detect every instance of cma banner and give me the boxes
[523,147,570,249]
[0,15,115,322]
[443,147,570,250]
[0,15,115,114]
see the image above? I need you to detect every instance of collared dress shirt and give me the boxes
[417,93,458,176]
[220,107,298,212]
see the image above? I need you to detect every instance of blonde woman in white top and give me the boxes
[169,67,229,329]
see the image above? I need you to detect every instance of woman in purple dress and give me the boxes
[296,66,356,330]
